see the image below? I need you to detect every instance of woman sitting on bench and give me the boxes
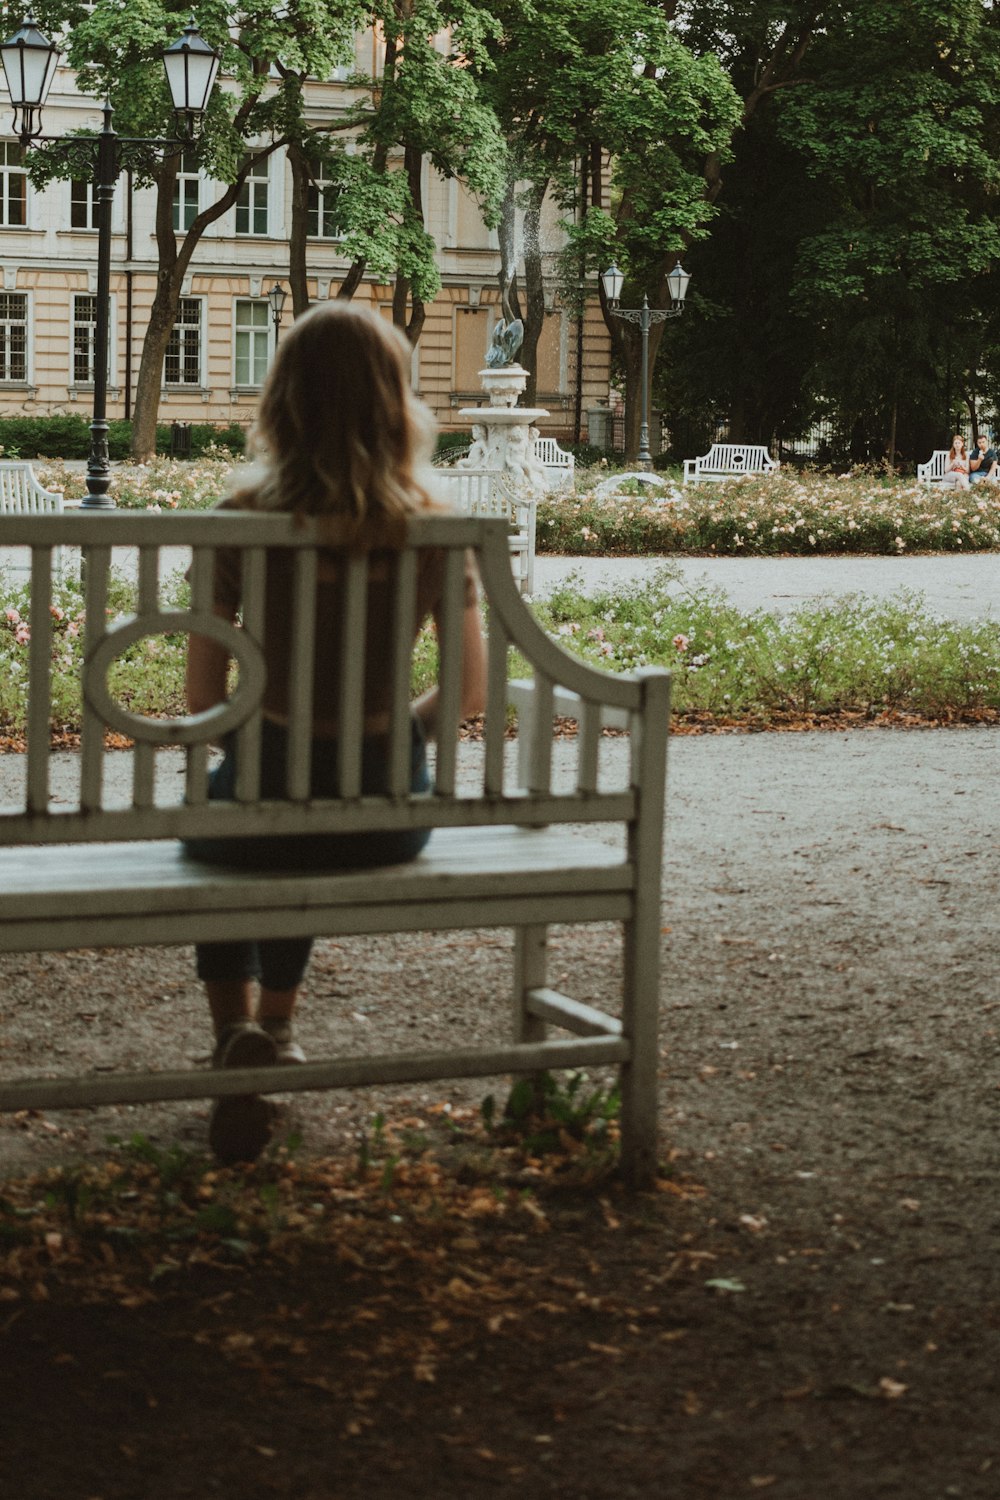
[184,303,486,1158]
[940,434,971,490]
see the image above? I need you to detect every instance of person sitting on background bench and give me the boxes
[940,434,971,490]
[969,434,998,483]
[184,303,486,1157]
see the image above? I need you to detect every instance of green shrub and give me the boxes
[536,574,1000,719]
[0,415,246,461]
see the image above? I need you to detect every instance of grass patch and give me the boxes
[535,571,1000,721]
[2,567,998,736]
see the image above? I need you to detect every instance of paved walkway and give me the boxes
[532,552,1000,621]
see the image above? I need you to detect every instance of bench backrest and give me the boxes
[699,444,774,469]
[533,437,574,469]
[0,511,669,850]
[917,450,948,481]
[0,461,63,515]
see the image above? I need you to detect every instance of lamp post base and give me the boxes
[83,418,115,508]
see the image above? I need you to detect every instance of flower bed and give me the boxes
[538,468,1000,556]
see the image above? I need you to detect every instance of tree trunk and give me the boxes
[497,179,523,323]
[287,144,312,318]
[130,135,282,461]
[391,145,426,347]
[520,186,547,406]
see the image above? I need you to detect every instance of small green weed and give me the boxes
[489,1071,621,1158]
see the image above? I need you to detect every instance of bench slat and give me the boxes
[484,605,508,796]
[287,547,319,799]
[26,550,53,814]
[433,546,467,796]
[387,548,419,796]
[0,826,629,912]
[80,546,111,810]
[234,546,267,801]
[0,893,634,956]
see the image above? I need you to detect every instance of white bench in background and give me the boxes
[917,451,949,486]
[0,461,68,578]
[436,467,537,595]
[533,436,575,490]
[0,510,671,1186]
[683,443,779,484]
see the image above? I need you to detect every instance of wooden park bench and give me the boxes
[0,510,671,1185]
[682,443,779,484]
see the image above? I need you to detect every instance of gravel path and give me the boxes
[2,725,996,1178]
[532,551,1000,620]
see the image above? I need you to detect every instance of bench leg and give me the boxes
[511,923,549,1113]
[618,914,660,1189]
[512,923,548,1044]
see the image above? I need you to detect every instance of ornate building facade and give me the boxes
[0,34,611,442]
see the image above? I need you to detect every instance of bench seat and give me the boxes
[0,827,632,949]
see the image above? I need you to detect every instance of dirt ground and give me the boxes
[1,726,999,1499]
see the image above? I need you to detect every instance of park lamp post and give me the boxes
[0,14,221,508]
[267,281,287,349]
[600,259,690,471]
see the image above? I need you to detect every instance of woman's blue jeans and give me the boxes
[185,718,431,991]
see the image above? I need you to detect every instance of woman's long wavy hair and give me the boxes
[228,302,437,536]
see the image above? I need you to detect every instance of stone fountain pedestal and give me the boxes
[457,364,548,488]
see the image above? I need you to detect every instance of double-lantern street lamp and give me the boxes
[0,14,221,507]
[600,259,690,471]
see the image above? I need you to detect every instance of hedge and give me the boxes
[0,415,247,460]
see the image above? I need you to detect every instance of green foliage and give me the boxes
[0,417,245,461]
[533,575,1000,721]
[0,568,191,734]
[490,1071,621,1158]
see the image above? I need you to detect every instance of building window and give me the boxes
[173,150,200,232]
[0,143,27,227]
[164,298,202,385]
[235,157,269,236]
[0,291,27,381]
[307,171,344,239]
[234,299,269,387]
[70,179,98,229]
[72,293,100,383]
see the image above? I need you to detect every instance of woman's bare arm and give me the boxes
[413,598,487,739]
[186,604,236,716]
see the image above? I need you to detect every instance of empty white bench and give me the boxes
[683,443,779,484]
[0,509,670,1186]
[917,451,949,486]
[436,467,537,595]
[533,436,575,491]
[0,461,67,577]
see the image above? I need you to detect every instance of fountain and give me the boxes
[456,284,549,490]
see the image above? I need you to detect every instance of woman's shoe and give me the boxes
[209,1094,277,1165]
[212,1021,279,1070]
[260,1018,307,1065]
[208,1022,279,1164]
